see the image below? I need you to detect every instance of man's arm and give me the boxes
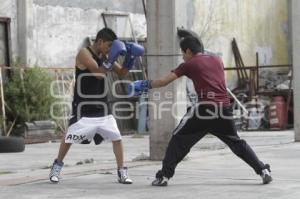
[76,48,107,79]
[112,62,129,77]
[151,72,178,88]
[128,72,179,96]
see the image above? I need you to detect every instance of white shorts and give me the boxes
[65,115,122,144]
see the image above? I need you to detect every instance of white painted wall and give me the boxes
[33,0,145,14]
[1,0,147,67]
[30,5,146,67]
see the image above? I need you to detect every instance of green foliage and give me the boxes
[4,67,56,124]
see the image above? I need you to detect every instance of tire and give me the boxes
[0,136,25,153]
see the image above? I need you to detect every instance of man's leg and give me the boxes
[212,108,272,184]
[57,138,72,162]
[153,106,207,186]
[112,140,124,168]
[161,133,206,178]
[112,140,132,184]
[214,132,272,184]
[152,133,206,186]
[215,132,266,173]
[49,136,71,183]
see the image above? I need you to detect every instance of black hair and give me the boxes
[95,28,117,42]
[180,36,204,54]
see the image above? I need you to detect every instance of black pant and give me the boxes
[159,105,265,179]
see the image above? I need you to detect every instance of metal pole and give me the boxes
[226,87,249,115]
[0,69,7,135]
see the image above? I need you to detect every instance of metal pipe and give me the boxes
[226,87,248,114]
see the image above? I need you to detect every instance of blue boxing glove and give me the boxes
[123,42,144,70]
[103,40,127,70]
[128,80,152,96]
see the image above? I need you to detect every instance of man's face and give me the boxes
[96,39,113,54]
[182,49,193,62]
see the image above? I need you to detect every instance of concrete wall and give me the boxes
[30,1,146,67]
[190,0,290,88]
[1,0,146,67]
[0,0,18,61]
[33,0,145,14]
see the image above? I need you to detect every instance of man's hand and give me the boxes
[123,42,144,70]
[103,40,127,70]
[128,80,152,96]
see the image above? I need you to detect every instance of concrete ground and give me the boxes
[0,130,300,199]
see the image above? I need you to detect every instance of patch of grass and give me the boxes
[0,171,13,175]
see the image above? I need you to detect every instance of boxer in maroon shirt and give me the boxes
[129,36,272,186]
